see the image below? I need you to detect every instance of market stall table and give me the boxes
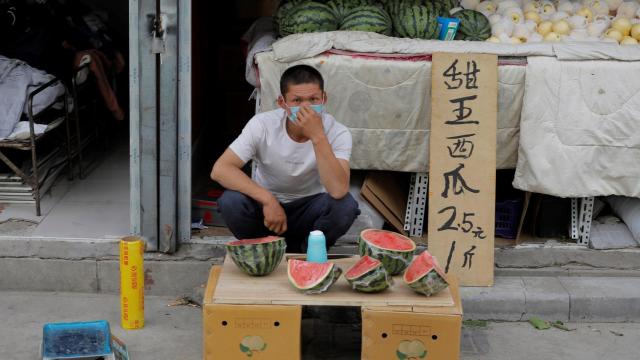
[203,255,463,360]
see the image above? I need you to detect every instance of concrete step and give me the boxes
[1,236,640,322]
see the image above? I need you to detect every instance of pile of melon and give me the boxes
[287,229,450,296]
[462,0,640,44]
[275,0,494,41]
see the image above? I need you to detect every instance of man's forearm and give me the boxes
[312,135,349,198]
[213,165,275,206]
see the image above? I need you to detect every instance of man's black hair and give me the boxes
[280,65,324,95]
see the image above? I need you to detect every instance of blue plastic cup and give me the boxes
[437,17,460,41]
[306,230,328,263]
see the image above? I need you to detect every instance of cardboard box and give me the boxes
[192,189,226,227]
[361,278,463,360]
[360,172,410,233]
[203,266,302,360]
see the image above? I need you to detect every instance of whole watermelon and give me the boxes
[434,0,460,15]
[327,0,377,22]
[393,4,440,39]
[279,1,340,37]
[340,4,393,35]
[385,0,422,19]
[274,0,303,35]
[451,9,491,41]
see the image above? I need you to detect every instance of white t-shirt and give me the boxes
[229,108,352,203]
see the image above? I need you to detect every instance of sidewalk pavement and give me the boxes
[2,291,639,360]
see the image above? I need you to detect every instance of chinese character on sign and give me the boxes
[446,95,479,125]
[441,163,480,198]
[462,245,477,269]
[447,133,475,159]
[443,59,481,90]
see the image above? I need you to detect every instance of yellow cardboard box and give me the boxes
[203,266,302,360]
[361,278,463,360]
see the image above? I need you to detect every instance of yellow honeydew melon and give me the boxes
[553,19,572,35]
[620,35,639,44]
[542,2,557,16]
[486,35,502,42]
[612,17,632,36]
[576,7,594,23]
[525,11,542,24]
[589,0,610,15]
[538,20,554,35]
[476,0,497,15]
[544,31,562,41]
[631,24,640,40]
[605,28,624,42]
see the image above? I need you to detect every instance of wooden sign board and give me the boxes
[427,53,498,286]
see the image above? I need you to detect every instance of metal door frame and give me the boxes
[129,0,191,252]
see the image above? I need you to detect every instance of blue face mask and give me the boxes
[282,94,325,122]
[287,104,324,121]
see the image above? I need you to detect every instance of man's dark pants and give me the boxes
[218,190,361,253]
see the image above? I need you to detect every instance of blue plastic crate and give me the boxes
[42,320,113,359]
[495,199,523,239]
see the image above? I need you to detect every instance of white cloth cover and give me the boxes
[513,56,640,198]
[256,52,524,172]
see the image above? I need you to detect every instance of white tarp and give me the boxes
[256,52,525,172]
[513,56,640,198]
[251,31,640,196]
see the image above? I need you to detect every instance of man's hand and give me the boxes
[262,197,287,235]
[294,105,325,142]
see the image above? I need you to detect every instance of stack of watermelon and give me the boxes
[274,0,491,41]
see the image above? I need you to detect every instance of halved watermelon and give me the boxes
[358,229,416,275]
[226,236,286,276]
[403,250,449,296]
[345,255,392,293]
[287,259,342,294]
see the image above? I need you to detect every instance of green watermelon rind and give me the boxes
[405,269,449,296]
[328,0,377,23]
[451,9,491,41]
[274,0,303,35]
[357,232,415,276]
[393,4,440,40]
[346,262,393,293]
[226,237,286,276]
[279,1,340,37]
[339,5,393,35]
[289,263,343,294]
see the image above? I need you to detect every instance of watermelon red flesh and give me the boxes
[360,230,415,251]
[227,236,282,247]
[288,259,334,289]
[345,255,391,293]
[345,255,382,279]
[403,250,449,296]
[404,250,445,283]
